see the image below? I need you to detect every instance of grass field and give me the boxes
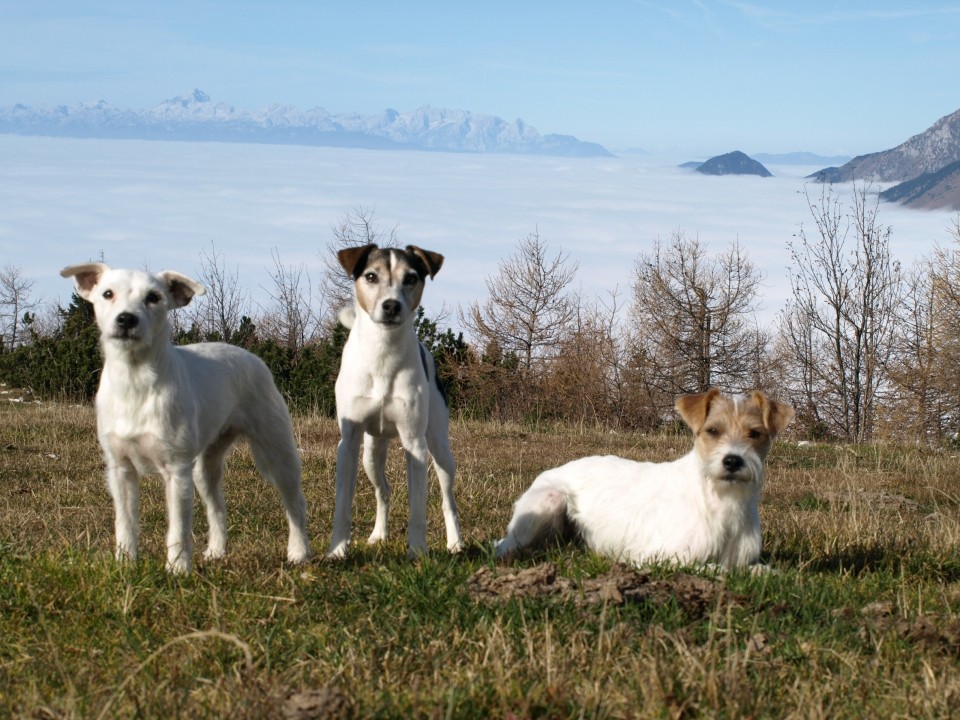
[2,399,960,719]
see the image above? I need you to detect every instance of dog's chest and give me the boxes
[96,369,194,471]
[336,333,428,430]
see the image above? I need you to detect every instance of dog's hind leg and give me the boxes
[248,407,311,564]
[106,457,140,562]
[193,433,235,561]
[426,422,462,553]
[362,433,392,546]
[495,478,569,558]
[399,432,431,558]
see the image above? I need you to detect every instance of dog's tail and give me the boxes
[337,306,356,329]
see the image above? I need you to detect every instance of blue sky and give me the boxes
[2,1,959,157]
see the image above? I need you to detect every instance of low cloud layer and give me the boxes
[1,135,955,336]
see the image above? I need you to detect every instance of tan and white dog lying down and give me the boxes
[328,244,462,559]
[495,389,794,570]
[61,263,311,574]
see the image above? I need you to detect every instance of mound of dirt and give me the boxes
[282,684,353,720]
[854,602,960,655]
[467,562,741,617]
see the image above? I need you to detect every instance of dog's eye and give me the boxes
[704,427,720,436]
[144,291,162,305]
[402,273,419,287]
[102,289,113,300]
[748,429,764,439]
[364,272,378,284]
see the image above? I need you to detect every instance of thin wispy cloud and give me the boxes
[724,1,960,29]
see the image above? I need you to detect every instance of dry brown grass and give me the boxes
[2,400,960,718]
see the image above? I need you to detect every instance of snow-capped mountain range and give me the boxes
[0,89,613,157]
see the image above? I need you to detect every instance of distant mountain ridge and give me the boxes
[811,107,960,185]
[0,89,613,158]
[879,159,960,210]
[752,151,851,166]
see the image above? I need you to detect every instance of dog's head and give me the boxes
[60,263,205,351]
[675,388,794,486]
[337,244,442,327]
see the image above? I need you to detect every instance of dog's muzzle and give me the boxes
[721,453,752,482]
[378,299,404,324]
[112,312,140,339]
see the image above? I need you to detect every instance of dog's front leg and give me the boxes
[401,435,430,558]
[329,422,363,559]
[163,463,195,574]
[363,434,392,546]
[106,457,140,563]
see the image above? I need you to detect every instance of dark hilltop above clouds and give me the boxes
[681,105,960,211]
[0,89,614,158]
[695,150,772,177]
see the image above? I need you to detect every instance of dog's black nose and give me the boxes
[116,312,139,330]
[381,299,401,318]
[722,454,744,473]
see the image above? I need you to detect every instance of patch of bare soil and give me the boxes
[834,601,960,656]
[467,562,743,618]
[281,684,353,720]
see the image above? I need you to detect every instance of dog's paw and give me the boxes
[366,531,387,546]
[202,546,226,562]
[287,548,312,565]
[166,557,191,575]
[287,535,312,564]
[115,545,138,564]
[406,545,429,561]
[326,543,349,561]
[492,538,514,559]
[447,539,464,554]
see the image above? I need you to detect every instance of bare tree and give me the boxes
[886,215,960,441]
[259,248,321,351]
[186,242,249,342]
[0,264,40,349]
[882,259,943,442]
[460,229,578,372]
[543,288,629,426]
[779,183,903,442]
[319,207,399,325]
[628,231,765,401]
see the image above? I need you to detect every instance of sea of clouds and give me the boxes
[1,135,956,337]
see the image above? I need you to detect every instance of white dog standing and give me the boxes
[61,263,311,574]
[328,244,462,559]
[496,388,793,570]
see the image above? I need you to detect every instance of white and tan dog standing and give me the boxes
[61,263,311,574]
[329,244,462,559]
[496,388,793,570]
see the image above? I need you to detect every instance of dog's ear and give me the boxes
[752,390,795,438]
[338,244,377,278]
[158,271,206,308]
[60,263,109,301]
[407,245,444,279]
[675,387,721,433]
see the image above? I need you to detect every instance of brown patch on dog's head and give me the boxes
[338,244,445,324]
[676,388,794,475]
[61,262,110,300]
[338,244,377,279]
[158,270,206,308]
[407,245,444,279]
